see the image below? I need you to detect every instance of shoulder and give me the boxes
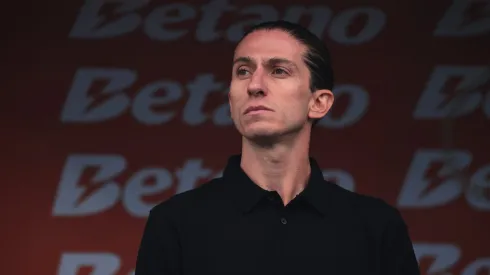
[327,183,406,231]
[148,177,228,220]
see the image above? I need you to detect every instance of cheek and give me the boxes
[287,87,312,117]
[282,83,310,104]
[228,89,243,117]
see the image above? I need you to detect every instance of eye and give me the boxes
[272,67,289,75]
[236,68,251,76]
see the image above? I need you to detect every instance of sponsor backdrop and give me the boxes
[3,0,489,274]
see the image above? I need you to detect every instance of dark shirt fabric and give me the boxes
[135,155,420,275]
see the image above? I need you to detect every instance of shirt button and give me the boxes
[280,218,287,224]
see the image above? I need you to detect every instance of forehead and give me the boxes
[234,29,306,63]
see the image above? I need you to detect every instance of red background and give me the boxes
[3,0,489,274]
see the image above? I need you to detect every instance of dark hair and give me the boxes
[237,20,334,126]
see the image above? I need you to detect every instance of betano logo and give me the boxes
[56,244,490,275]
[69,0,387,45]
[51,154,355,217]
[60,68,370,128]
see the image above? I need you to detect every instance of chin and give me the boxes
[245,125,277,135]
[241,124,285,141]
[241,120,306,142]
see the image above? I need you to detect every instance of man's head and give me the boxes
[229,20,334,142]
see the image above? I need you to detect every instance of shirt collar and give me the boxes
[222,154,334,216]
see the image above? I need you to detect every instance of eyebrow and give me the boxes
[233,56,253,65]
[233,56,298,69]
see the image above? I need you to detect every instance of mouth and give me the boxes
[244,105,273,115]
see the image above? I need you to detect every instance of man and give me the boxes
[135,20,420,275]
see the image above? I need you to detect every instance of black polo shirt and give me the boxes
[135,155,420,275]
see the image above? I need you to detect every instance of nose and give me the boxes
[247,68,267,97]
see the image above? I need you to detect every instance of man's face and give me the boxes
[229,29,330,141]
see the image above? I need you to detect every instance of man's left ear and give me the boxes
[308,89,334,120]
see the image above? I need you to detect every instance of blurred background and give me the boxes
[2,0,489,274]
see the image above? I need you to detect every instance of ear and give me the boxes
[308,89,334,120]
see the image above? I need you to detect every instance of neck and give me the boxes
[240,127,312,206]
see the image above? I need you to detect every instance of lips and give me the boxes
[244,105,273,114]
